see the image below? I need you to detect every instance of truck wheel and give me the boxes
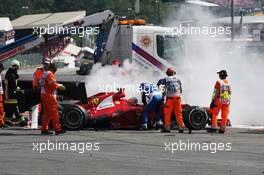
[62,105,87,130]
[183,106,208,130]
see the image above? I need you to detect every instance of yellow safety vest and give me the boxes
[219,80,231,105]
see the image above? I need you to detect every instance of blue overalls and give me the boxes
[141,84,163,125]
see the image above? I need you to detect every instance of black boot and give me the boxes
[161,127,171,133]
[55,129,67,135]
[41,130,53,135]
[207,128,218,133]
[218,129,225,134]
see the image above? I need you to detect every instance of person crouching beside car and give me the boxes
[139,83,163,130]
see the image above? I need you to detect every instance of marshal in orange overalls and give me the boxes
[40,71,61,132]
[163,75,184,131]
[211,79,231,131]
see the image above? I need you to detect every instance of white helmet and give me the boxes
[10,60,20,68]
[43,58,51,65]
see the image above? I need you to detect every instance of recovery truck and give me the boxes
[1,10,185,75]
[0,9,186,101]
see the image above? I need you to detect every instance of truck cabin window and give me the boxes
[0,32,4,41]
[156,35,184,62]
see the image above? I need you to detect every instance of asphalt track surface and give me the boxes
[0,127,263,175]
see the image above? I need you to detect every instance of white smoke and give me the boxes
[83,5,264,126]
[165,4,264,126]
[84,59,162,100]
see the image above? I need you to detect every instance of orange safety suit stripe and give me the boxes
[164,96,184,129]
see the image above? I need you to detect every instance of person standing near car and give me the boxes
[162,67,184,133]
[32,58,51,89]
[209,70,231,134]
[28,58,51,129]
[140,83,163,130]
[40,63,66,135]
[4,60,23,124]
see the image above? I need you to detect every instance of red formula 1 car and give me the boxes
[16,80,229,131]
[60,89,215,130]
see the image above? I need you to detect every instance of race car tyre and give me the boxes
[183,106,208,130]
[58,104,65,128]
[62,105,88,130]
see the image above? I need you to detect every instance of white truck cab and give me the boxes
[110,22,185,75]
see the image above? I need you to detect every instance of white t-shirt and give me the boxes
[165,76,182,97]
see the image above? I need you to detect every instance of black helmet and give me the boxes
[217,70,228,79]
[48,63,57,72]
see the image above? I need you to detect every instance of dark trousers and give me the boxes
[5,103,21,120]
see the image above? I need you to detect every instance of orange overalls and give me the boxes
[33,67,45,88]
[33,67,45,111]
[27,67,45,128]
[0,75,4,126]
[164,76,184,130]
[211,79,231,131]
[32,67,45,112]
[40,71,61,132]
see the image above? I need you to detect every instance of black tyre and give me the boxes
[62,105,88,130]
[183,106,208,130]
